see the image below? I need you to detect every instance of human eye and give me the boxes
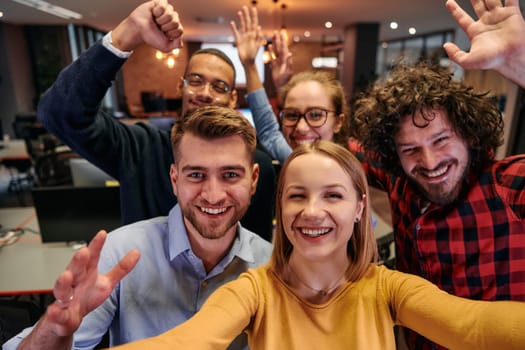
[212,81,229,94]
[186,75,203,86]
[280,109,300,121]
[187,172,204,181]
[435,135,449,145]
[400,146,417,155]
[325,191,343,199]
[223,171,240,179]
[307,109,326,121]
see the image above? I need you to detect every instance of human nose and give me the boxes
[419,147,439,169]
[294,115,311,132]
[301,197,323,219]
[201,177,226,204]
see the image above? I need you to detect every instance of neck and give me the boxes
[287,254,349,299]
[185,221,237,273]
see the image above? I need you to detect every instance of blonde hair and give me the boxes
[270,141,378,282]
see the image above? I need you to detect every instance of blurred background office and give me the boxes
[1,0,524,206]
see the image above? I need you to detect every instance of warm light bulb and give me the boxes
[166,57,176,68]
[172,48,180,57]
[155,51,164,60]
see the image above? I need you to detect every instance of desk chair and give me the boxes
[0,296,41,345]
[34,150,80,187]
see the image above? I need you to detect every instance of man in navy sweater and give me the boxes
[36,0,276,242]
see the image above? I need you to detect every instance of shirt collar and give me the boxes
[166,204,256,264]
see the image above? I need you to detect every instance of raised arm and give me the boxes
[16,231,140,350]
[230,6,293,164]
[111,0,183,53]
[268,30,294,91]
[444,0,525,88]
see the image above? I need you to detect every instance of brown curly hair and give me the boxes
[351,62,504,176]
[279,70,350,147]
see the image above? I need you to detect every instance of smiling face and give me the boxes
[170,132,258,241]
[281,152,364,263]
[180,53,237,115]
[395,109,470,205]
[282,80,343,149]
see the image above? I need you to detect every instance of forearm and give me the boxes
[243,61,264,93]
[247,89,292,164]
[17,317,73,350]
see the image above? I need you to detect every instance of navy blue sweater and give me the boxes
[37,41,276,241]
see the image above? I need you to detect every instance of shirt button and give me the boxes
[415,224,421,230]
[201,280,208,288]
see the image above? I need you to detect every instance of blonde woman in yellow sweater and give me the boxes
[109,141,525,350]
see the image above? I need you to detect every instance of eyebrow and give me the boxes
[284,183,348,192]
[181,165,246,173]
[397,129,452,148]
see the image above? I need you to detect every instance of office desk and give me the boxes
[0,140,30,161]
[0,207,76,296]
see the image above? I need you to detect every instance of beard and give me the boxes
[181,202,248,240]
[410,158,470,206]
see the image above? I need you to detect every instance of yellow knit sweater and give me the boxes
[111,264,525,349]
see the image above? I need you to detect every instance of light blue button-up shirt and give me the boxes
[4,205,272,350]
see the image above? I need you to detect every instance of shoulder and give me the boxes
[238,227,273,264]
[103,216,169,255]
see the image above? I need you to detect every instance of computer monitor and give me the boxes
[70,158,118,187]
[32,186,122,243]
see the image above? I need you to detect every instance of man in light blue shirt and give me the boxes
[5,105,272,348]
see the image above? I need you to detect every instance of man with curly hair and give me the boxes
[350,60,525,350]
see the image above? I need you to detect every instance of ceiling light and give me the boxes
[304,30,311,38]
[390,22,398,30]
[325,21,333,29]
[0,11,3,18]
[408,27,416,35]
[10,0,82,20]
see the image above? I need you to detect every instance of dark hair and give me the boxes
[171,106,256,163]
[187,48,237,90]
[280,70,350,147]
[351,62,504,175]
[271,141,378,283]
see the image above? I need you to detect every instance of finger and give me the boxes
[242,6,252,29]
[443,42,475,68]
[484,0,503,11]
[250,6,259,30]
[445,0,476,36]
[85,230,107,272]
[238,8,248,33]
[105,249,141,286]
[53,270,75,309]
[471,0,489,18]
[229,21,240,41]
[151,0,168,18]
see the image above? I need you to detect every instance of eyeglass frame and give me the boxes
[182,73,232,96]
[278,107,336,128]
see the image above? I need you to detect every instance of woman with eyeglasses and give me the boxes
[231,7,349,165]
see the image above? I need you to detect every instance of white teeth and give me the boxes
[426,165,448,178]
[201,207,227,215]
[301,228,330,237]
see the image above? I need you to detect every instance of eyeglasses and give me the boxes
[183,74,231,96]
[279,108,334,128]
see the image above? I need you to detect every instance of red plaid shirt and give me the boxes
[349,140,525,349]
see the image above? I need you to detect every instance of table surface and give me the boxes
[0,139,30,161]
[0,207,77,295]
